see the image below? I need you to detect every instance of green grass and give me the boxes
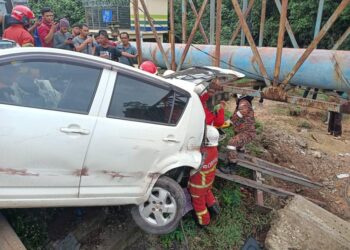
[160,181,271,249]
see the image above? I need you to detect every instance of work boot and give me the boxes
[208,203,220,218]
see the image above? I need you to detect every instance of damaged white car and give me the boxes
[0,48,243,234]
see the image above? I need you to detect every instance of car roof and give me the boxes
[0,47,195,93]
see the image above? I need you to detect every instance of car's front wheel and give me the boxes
[131,176,185,234]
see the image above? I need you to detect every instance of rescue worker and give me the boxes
[188,125,220,227]
[140,61,157,75]
[3,5,35,47]
[219,94,256,174]
[194,84,226,127]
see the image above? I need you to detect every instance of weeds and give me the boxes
[298,121,312,129]
[289,106,302,116]
[160,180,271,249]
[2,208,60,249]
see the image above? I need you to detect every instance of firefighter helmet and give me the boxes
[11,5,35,26]
[194,84,206,95]
[205,125,219,147]
[163,69,175,76]
[140,61,157,74]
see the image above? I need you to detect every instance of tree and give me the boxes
[28,0,85,25]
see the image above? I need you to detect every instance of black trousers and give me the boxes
[328,111,342,136]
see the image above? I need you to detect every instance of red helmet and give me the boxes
[140,61,157,74]
[11,5,35,25]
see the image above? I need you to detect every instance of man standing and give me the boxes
[219,94,256,174]
[73,24,94,55]
[37,7,57,47]
[53,18,73,50]
[71,23,80,38]
[117,32,138,66]
[3,5,35,47]
[95,30,121,61]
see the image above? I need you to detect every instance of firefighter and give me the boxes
[3,5,35,47]
[140,60,158,75]
[188,125,220,226]
[194,84,226,127]
[219,94,256,174]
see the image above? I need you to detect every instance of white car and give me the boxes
[0,48,206,234]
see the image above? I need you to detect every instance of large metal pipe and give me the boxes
[139,42,350,92]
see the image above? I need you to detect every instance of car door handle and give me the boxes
[60,127,90,135]
[163,137,180,143]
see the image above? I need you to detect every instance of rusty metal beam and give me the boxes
[237,158,322,188]
[169,0,176,71]
[139,0,171,69]
[216,171,295,197]
[182,0,187,43]
[332,26,350,50]
[215,0,222,67]
[273,0,288,85]
[177,0,209,71]
[222,85,350,114]
[228,0,255,46]
[231,0,271,86]
[188,0,210,44]
[281,0,349,87]
[274,0,299,48]
[258,0,267,47]
[132,0,143,65]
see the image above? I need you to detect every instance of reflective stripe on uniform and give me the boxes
[196,208,208,225]
[199,165,217,175]
[189,180,214,189]
[190,194,200,198]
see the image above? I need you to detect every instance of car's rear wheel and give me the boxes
[131,176,185,234]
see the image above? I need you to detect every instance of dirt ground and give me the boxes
[238,99,350,220]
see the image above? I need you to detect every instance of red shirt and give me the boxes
[3,25,34,47]
[38,21,53,47]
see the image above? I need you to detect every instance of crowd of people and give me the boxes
[1,5,138,67]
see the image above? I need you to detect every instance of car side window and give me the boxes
[0,60,101,114]
[108,74,188,125]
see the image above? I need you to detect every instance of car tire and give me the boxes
[131,176,185,234]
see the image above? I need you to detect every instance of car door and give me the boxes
[80,71,191,198]
[0,59,106,200]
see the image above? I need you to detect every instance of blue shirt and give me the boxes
[117,43,137,66]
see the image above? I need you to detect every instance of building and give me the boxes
[82,0,168,42]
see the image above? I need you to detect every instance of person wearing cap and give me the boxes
[53,18,73,50]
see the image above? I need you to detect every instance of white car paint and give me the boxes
[0,48,205,208]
